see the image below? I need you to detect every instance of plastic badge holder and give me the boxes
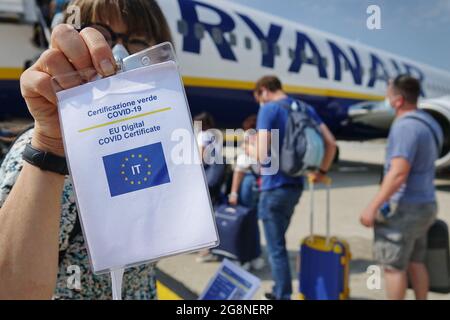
[52,42,219,274]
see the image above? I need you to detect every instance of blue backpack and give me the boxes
[280,100,325,177]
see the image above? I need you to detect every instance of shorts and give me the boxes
[373,202,437,271]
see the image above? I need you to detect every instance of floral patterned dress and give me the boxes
[0,129,157,300]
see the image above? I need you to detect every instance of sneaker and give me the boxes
[261,292,277,300]
[250,257,265,270]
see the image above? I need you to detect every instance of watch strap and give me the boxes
[22,143,68,175]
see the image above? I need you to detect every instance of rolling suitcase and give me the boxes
[212,204,261,263]
[425,219,450,293]
[299,177,351,300]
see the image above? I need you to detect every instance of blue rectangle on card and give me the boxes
[102,142,170,197]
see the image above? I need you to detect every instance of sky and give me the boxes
[229,0,450,72]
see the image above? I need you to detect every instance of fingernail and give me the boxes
[100,59,115,76]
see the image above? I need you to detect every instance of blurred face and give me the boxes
[386,82,405,111]
[254,87,269,106]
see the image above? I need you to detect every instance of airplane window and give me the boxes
[376,70,385,80]
[228,33,237,46]
[344,61,350,71]
[300,51,307,63]
[275,44,281,56]
[194,23,205,40]
[261,40,269,55]
[212,27,224,45]
[359,68,364,77]
[312,56,319,65]
[288,48,295,60]
[244,37,252,50]
[177,20,189,36]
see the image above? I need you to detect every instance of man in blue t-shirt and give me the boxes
[252,76,337,300]
[360,75,444,300]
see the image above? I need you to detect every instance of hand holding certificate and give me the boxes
[53,43,219,274]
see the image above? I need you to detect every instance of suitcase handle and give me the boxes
[224,207,237,214]
[307,175,332,243]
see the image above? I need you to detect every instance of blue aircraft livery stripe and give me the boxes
[102,142,170,197]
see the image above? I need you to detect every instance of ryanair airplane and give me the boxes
[1,0,450,168]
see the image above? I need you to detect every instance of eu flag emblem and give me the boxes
[102,142,170,197]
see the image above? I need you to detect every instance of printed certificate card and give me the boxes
[200,259,261,300]
[56,61,218,273]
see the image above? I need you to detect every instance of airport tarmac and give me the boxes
[157,140,450,300]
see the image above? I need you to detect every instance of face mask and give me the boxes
[112,44,130,61]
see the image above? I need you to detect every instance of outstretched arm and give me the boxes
[0,24,116,299]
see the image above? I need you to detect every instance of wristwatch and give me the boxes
[22,143,68,175]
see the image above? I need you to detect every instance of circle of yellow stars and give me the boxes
[120,153,152,185]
